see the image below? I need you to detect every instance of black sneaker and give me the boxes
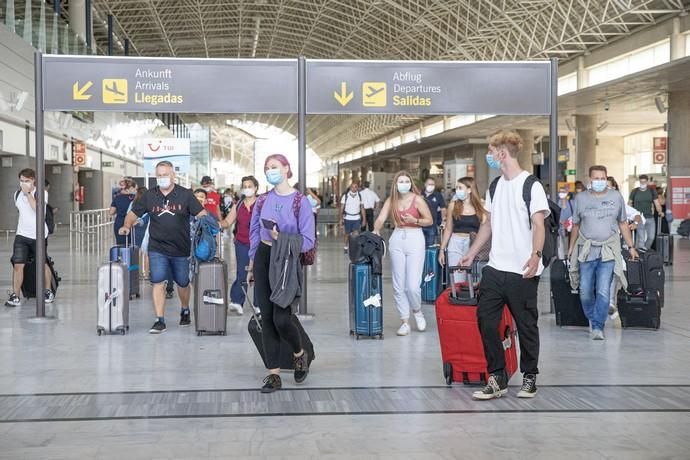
[516,374,538,398]
[261,374,282,393]
[44,289,55,304]
[5,293,20,307]
[179,310,191,327]
[472,373,508,400]
[293,350,310,384]
[149,320,167,334]
[165,290,174,299]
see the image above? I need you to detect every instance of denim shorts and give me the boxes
[344,219,361,234]
[149,251,190,287]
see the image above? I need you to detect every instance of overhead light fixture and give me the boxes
[655,95,667,114]
[597,121,609,132]
[565,118,575,131]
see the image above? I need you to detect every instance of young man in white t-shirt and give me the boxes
[339,181,366,252]
[462,131,549,401]
[359,181,381,232]
[5,168,53,307]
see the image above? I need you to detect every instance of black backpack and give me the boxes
[678,219,690,237]
[489,175,560,268]
[14,190,54,234]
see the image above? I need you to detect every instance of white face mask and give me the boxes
[157,177,171,189]
[242,188,256,198]
[425,185,435,193]
[639,183,648,190]
[558,192,567,199]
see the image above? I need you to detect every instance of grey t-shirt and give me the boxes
[572,189,626,260]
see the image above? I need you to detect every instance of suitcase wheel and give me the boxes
[97,329,102,336]
[355,334,360,340]
[443,362,453,386]
[378,333,384,340]
[222,331,227,336]
[120,329,126,336]
[349,330,354,336]
[197,331,202,336]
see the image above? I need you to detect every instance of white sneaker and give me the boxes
[413,310,427,332]
[591,329,605,340]
[229,302,244,315]
[396,322,411,336]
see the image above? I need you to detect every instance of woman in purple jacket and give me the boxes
[247,154,315,393]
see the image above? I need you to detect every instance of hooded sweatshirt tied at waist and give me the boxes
[568,232,628,291]
[269,233,304,309]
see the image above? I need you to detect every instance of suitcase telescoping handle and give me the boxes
[448,265,475,299]
[241,282,261,332]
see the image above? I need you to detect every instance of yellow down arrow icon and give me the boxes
[72,81,93,101]
[333,82,353,107]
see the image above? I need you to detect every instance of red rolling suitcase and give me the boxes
[436,267,518,386]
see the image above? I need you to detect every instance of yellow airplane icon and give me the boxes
[102,79,128,104]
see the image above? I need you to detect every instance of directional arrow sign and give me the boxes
[72,81,93,101]
[333,82,353,107]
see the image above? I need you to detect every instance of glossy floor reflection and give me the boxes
[1,231,689,458]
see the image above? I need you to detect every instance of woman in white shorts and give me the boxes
[439,177,488,284]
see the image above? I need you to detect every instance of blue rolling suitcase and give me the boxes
[110,231,140,300]
[348,263,383,340]
[421,245,444,303]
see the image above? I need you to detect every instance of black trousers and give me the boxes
[364,208,374,232]
[477,266,540,376]
[254,242,303,369]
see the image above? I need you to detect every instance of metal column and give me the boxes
[297,56,312,318]
[33,52,50,320]
[85,0,91,50]
[124,38,129,56]
[107,14,113,55]
[549,58,559,197]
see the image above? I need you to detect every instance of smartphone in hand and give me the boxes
[261,218,279,232]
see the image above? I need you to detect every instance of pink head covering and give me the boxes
[264,154,293,179]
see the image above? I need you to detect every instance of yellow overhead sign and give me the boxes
[102,79,128,104]
[72,81,92,101]
[362,82,387,107]
[333,82,353,107]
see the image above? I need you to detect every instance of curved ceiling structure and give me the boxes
[91,0,688,158]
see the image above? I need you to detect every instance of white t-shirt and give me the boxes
[485,171,550,276]
[15,189,49,240]
[360,188,380,210]
[341,192,363,221]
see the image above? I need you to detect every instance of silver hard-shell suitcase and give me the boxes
[193,258,228,336]
[97,261,130,335]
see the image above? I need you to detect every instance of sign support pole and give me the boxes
[31,52,54,322]
[549,58,559,199]
[297,56,313,319]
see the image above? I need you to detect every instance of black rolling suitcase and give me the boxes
[21,256,60,299]
[617,290,661,330]
[244,285,315,370]
[654,220,673,266]
[619,250,664,329]
[550,259,589,327]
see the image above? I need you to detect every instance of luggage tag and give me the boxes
[424,272,436,283]
[364,293,382,308]
[203,289,224,305]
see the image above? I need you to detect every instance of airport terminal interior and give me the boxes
[1,0,690,458]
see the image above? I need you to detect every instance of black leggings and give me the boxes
[254,242,303,369]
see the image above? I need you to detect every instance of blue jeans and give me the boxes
[230,242,250,305]
[422,225,438,247]
[578,258,615,331]
[149,251,191,288]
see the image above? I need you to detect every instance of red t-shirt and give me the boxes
[235,201,255,246]
[204,190,221,217]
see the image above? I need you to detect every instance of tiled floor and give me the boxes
[1,231,689,459]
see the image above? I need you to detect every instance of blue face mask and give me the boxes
[455,190,466,201]
[486,153,500,170]
[397,182,411,194]
[266,168,283,186]
[591,179,607,193]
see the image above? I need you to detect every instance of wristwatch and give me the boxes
[534,250,542,258]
